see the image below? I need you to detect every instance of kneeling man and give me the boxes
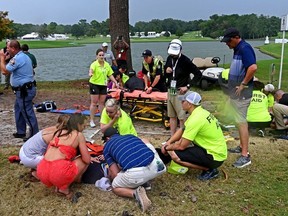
[103,128,166,212]
[160,91,227,180]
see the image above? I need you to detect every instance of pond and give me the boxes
[28,41,273,81]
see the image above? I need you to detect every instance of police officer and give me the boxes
[0,40,39,141]
[141,49,167,93]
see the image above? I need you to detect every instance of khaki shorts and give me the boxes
[229,98,251,124]
[167,92,186,120]
[112,144,166,188]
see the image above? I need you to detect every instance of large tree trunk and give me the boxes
[109,0,132,71]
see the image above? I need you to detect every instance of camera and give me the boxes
[118,35,123,41]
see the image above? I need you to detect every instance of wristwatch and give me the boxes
[186,84,190,89]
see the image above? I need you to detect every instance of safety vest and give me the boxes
[142,56,164,78]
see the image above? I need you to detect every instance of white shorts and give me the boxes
[112,143,166,188]
[19,147,44,169]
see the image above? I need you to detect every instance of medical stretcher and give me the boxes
[108,89,169,129]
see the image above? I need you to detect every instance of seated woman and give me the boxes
[19,115,70,172]
[247,81,272,137]
[100,98,137,136]
[107,71,123,90]
[37,114,96,199]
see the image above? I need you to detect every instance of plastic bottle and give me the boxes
[156,161,165,172]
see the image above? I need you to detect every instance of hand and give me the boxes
[0,49,5,58]
[113,110,121,120]
[179,86,188,94]
[161,145,169,155]
[166,67,173,73]
[146,86,152,94]
[235,84,246,96]
[115,82,120,89]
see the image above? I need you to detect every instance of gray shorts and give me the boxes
[230,98,251,123]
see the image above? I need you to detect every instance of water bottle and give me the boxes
[156,160,165,172]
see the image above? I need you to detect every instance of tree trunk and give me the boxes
[109,0,132,71]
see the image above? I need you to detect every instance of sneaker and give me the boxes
[134,186,151,212]
[13,133,26,138]
[142,181,152,191]
[228,146,242,153]
[90,121,96,128]
[233,155,251,168]
[198,168,219,181]
[258,129,265,137]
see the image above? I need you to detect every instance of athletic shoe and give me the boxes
[198,168,219,181]
[233,155,251,168]
[258,129,265,137]
[134,186,151,212]
[142,181,152,191]
[13,133,26,138]
[228,145,242,153]
[90,121,96,128]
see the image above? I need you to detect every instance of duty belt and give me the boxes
[12,81,37,91]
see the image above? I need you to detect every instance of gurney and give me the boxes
[108,89,169,129]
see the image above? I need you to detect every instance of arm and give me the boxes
[78,133,91,164]
[235,64,257,96]
[108,163,121,180]
[108,74,119,88]
[100,110,121,133]
[147,75,160,93]
[0,50,10,75]
[88,68,94,77]
[161,127,184,154]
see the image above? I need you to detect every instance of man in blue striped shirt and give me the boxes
[103,128,166,213]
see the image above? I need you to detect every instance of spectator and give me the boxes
[263,84,275,113]
[21,44,37,75]
[113,36,129,68]
[103,127,166,212]
[221,27,257,168]
[88,48,119,128]
[141,49,167,93]
[159,91,227,181]
[100,98,137,136]
[164,39,202,136]
[102,42,117,71]
[37,114,98,200]
[0,40,39,141]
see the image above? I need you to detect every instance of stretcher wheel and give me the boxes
[164,118,170,130]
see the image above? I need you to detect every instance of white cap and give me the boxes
[168,39,182,55]
[264,84,275,92]
[178,91,202,105]
[102,42,108,47]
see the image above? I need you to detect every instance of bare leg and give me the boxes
[98,94,107,115]
[73,158,89,183]
[90,94,99,123]
[169,117,178,136]
[112,187,134,198]
[238,122,249,156]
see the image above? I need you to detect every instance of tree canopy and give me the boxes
[0,11,14,41]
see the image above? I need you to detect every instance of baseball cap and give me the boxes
[168,39,182,55]
[142,49,152,57]
[264,84,275,92]
[220,28,240,42]
[102,42,108,47]
[103,127,119,140]
[178,91,202,105]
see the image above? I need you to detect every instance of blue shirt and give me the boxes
[6,51,34,86]
[228,40,256,99]
[103,134,154,171]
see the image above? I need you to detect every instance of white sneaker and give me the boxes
[90,121,96,128]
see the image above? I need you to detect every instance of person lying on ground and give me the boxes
[103,127,166,213]
[100,98,137,136]
[158,91,227,181]
[19,115,70,177]
[37,114,98,200]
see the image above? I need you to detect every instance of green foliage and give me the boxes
[0,11,14,41]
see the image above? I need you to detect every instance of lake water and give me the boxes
[31,41,273,81]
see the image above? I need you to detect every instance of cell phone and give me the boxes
[118,35,123,40]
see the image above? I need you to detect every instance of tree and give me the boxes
[109,0,132,70]
[0,11,14,41]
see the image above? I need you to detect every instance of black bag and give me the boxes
[81,162,107,184]
[35,101,57,112]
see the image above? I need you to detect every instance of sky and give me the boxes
[1,0,288,26]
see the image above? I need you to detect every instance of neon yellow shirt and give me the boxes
[267,93,274,109]
[247,90,271,122]
[100,108,137,136]
[122,74,129,84]
[182,106,227,161]
[89,60,113,85]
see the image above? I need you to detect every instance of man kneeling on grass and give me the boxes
[103,128,166,213]
[159,91,227,180]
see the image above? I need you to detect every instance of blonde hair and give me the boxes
[105,98,120,110]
